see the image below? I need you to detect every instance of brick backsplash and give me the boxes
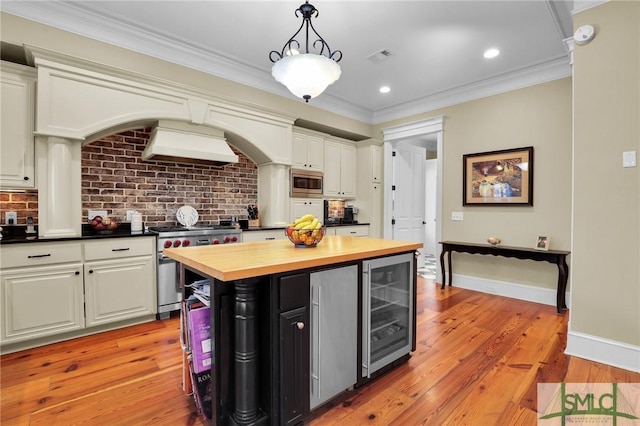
[1,128,258,227]
[82,128,258,226]
[0,192,38,225]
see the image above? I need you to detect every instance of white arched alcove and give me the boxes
[29,47,296,237]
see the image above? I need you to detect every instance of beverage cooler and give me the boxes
[362,252,414,379]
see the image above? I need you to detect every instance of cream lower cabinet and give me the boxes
[0,242,85,344]
[83,238,156,327]
[241,229,287,242]
[1,264,85,344]
[327,225,370,237]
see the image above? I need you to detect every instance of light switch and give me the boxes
[451,212,463,221]
[623,151,637,168]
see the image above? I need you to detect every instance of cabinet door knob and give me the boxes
[89,270,94,274]
[296,322,305,330]
[23,176,29,181]
[75,271,80,275]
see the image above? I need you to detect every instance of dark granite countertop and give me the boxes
[325,222,370,227]
[241,222,369,231]
[0,224,155,245]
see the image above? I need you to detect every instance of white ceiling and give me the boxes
[2,0,575,128]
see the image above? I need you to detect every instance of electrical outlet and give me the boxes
[451,212,463,221]
[5,212,17,225]
[126,210,135,221]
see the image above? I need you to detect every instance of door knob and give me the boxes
[296,322,305,330]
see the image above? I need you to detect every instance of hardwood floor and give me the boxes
[2,277,638,425]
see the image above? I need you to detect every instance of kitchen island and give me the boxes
[164,235,422,425]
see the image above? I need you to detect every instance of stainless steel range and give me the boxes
[148,225,242,319]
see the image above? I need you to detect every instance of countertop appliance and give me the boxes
[148,225,242,319]
[324,200,357,224]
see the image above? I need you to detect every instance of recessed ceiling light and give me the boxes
[484,48,500,59]
[379,86,390,94]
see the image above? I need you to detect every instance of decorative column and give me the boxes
[36,135,82,238]
[230,279,267,426]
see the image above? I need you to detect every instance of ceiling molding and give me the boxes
[372,56,571,125]
[2,1,573,126]
[572,0,609,14]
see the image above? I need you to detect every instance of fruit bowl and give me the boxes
[285,226,326,248]
[89,215,118,234]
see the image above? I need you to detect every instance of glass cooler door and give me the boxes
[362,252,414,378]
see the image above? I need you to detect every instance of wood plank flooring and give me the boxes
[2,277,638,425]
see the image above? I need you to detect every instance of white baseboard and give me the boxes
[448,273,569,309]
[566,330,640,373]
[447,274,640,373]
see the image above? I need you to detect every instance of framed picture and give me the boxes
[463,146,534,206]
[535,235,550,251]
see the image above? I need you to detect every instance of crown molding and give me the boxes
[372,56,571,125]
[2,1,572,127]
[572,0,609,14]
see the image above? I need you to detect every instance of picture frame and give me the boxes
[463,146,534,206]
[535,235,550,251]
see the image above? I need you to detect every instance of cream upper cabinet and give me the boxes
[290,199,324,223]
[324,140,356,198]
[356,143,384,238]
[371,145,383,183]
[292,131,324,172]
[0,62,36,189]
[83,238,156,326]
[357,143,383,183]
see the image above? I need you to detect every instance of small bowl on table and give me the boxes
[487,237,501,247]
[285,226,326,248]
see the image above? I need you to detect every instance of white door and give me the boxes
[391,142,426,249]
[424,159,437,256]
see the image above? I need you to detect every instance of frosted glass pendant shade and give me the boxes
[272,54,342,102]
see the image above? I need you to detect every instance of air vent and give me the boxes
[366,49,392,64]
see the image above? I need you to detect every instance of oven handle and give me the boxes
[158,253,175,262]
[195,239,211,246]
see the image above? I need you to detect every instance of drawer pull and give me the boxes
[265,237,276,240]
[350,231,356,234]
[111,248,131,252]
[27,254,51,259]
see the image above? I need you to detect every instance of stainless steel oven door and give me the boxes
[157,253,181,316]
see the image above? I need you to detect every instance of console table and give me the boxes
[439,241,570,314]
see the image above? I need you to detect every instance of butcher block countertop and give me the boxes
[164,235,422,282]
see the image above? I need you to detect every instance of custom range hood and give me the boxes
[142,120,238,166]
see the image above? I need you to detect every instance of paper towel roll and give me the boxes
[131,212,143,232]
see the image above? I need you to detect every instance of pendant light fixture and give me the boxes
[269,1,342,102]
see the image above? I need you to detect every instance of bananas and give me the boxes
[290,214,323,230]
[287,213,325,246]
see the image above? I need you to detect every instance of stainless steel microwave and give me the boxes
[290,169,324,198]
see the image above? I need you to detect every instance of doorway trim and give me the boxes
[382,115,444,282]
